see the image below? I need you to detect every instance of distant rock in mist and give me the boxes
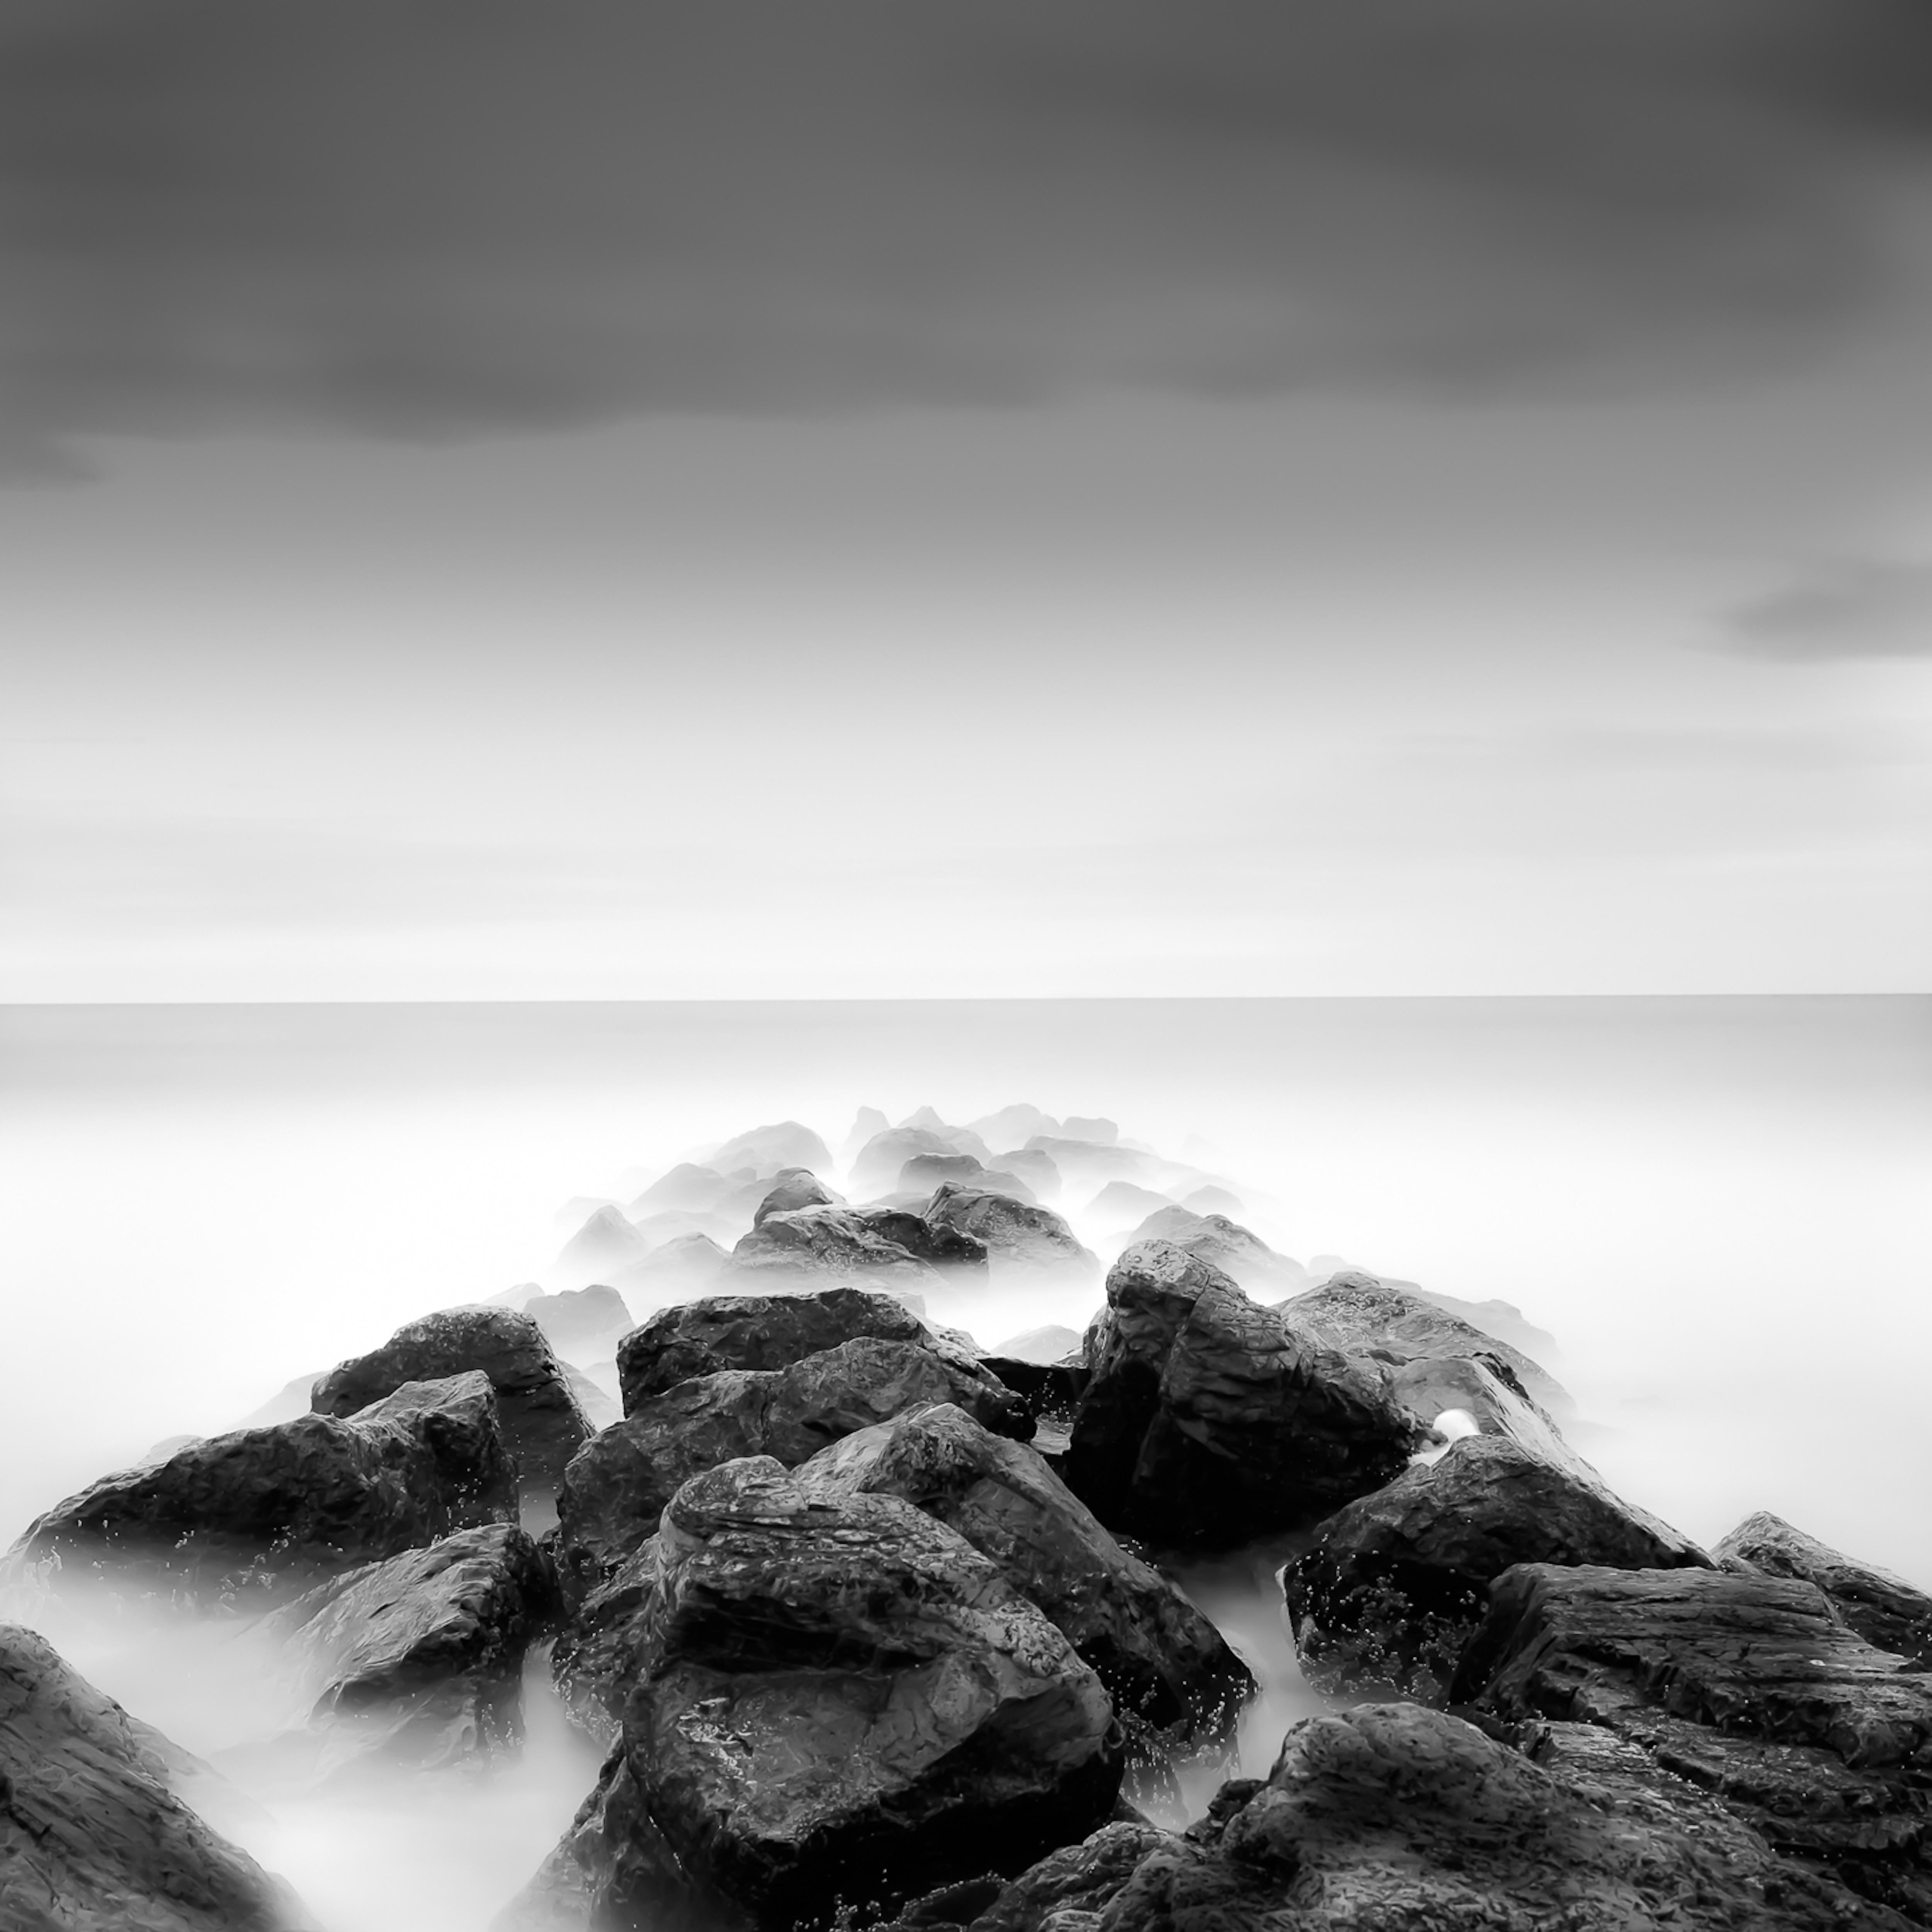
[554,1205,651,1285]
[1060,1116,1118,1144]
[704,1121,834,1176]
[988,1144,1062,1200]
[629,1163,736,1214]
[838,1105,890,1164]
[750,1168,842,1225]
[1083,1180,1176,1229]
[989,1323,1083,1364]
[967,1102,1061,1147]
[609,1231,733,1303]
[1180,1182,1245,1216]
[1128,1205,1307,1295]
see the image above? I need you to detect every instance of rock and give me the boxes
[1386,1351,1582,1469]
[1282,1433,1711,1699]
[558,1338,1034,1588]
[794,1403,1253,1742]
[1022,1136,1153,1187]
[242,1523,558,1783]
[490,1752,679,1931]
[551,1537,663,1746]
[600,1456,1121,1930]
[987,1147,1062,1201]
[972,1699,1905,1931]
[750,1168,842,1225]
[1127,1207,1306,1295]
[989,1324,1084,1366]
[628,1162,734,1214]
[554,1205,652,1283]
[1412,1287,1560,1362]
[609,1231,732,1300]
[1179,1184,1244,1217]
[558,1362,621,1432]
[840,1105,891,1163]
[851,1126,982,1197]
[899,1151,989,1192]
[7,1372,515,1603]
[706,1121,835,1175]
[313,1306,594,1508]
[1452,1561,1932,1918]
[1063,1243,1421,1547]
[0,1624,313,1932]
[925,1184,1095,1276]
[1083,1182,1175,1229]
[727,1205,952,1286]
[1716,1510,1932,1667]
[232,1372,329,1429]
[1060,1116,1118,1145]
[617,1285,930,1410]
[1279,1270,1573,1417]
[966,1104,1061,1148]
[522,1284,635,1363]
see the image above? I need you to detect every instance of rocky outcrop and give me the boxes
[851,1126,987,1197]
[750,1168,842,1224]
[524,1456,1122,1932]
[1717,1510,1932,1667]
[925,1184,1095,1276]
[558,1339,1033,1588]
[313,1306,594,1505]
[1384,1350,1580,1468]
[1126,1207,1306,1295]
[553,1206,651,1283]
[1282,1433,1710,1698]
[856,1207,993,1276]
[0,1623,312,1931]
[989,1324,1083,1366]
[617,1286,931,1411]
[988,1147,1062,1201]
[948,1700,1908,1932]
[727,1205,960,1286]
[794,1403,1251,1744]
[629,1162,737,1214]
[7,1372,515,1602]
[1063,1243,1421,1547]
[520,1284,635,1364]
[1279,1270,1574,1415]
[610,1231,732,1299]
[706,1122,835,1175]
[1452,1561,1932,1921]
[247,1523,558,1781]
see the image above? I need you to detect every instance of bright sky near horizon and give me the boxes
[3,0,1929,998]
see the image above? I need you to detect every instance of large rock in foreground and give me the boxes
[1282,1433,1710,1698]
[1063,1243,1421,1547]
[526,1456,1121,1932]
[313,1307,593,1508]
[7,1372,515,1602]
[925,1184,1095,1276]
[0,1624,311,1932]
[1717,1509,1932,1667]
[794,1403,1252,1745]
[1453,1562,1932,1920]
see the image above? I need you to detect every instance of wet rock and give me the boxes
[1127,1207,1306,1295]
[313,1306,594,1506]
[727,1205,948,1286]
[1716,1510,1932,1667]
[601,1457,1121,1931]
[987,1147,1062,1201]
[794,1402,1253,1741]
[617,1285,930,1410]
[554,1206,651,1283]
[1022,1136,1153,1189]
[1279,1270,1573,1416]
[1282,1433,1710,1699]
[1063,1243,1421,1547]
[961,1821,1168,1932]
[0,1623,312,1931]
[750,1168,842,1225]
[990,1324,1084,1366]
[551,1537,662,1746]
[558,1339,1033,1588]
[858,1206,993,1276]
[521,1284,635,1364]
[1452,1561,1932,1918]
[925,1184,1095,1276]
[7,1372,515,1603]
[707,1121,835,1175]
[1387,1351,1584,1469]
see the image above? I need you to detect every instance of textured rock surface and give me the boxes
[313,1306,594,1503]
[1283,1433,1710,1697]
[558,1339,1032,1588]
[1279,1270,1573,1415]
[7,1372,514,1602]
[794,1403,1252,1742]
[750,1168,843,1225]
[611,1458,1119,1930]
[1718,1509,1932,1667]
[1126,1207,1305,1294]
[1063,1243,1421,1546]
[1384,1350,1581,1468]
[727,1205,949,1286]
[1453,1561,1932,1919]
[925,1183,1095,1275]
[0,1623,311,1931]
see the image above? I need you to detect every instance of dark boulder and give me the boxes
[706,1121,835,1175]
[727,1205,948,1286]
[1060,1116,1118,1144]
[1063,1243,1422,1547]
[1126,1207,1305,1295]
[1382,1350,1580,1468]
[534,1456,1122,1932]
[7,1372,515,1603]
[520,1284,635,1364]
[795,1402,1253,1742]
[1179,1184,1245,1216]
[551,1537,662,1746]
[313,1306,594,1508]
[1452,1561,1932,1920]
[750,1168,842,1225]
[617,1285,929,1411]
[925,1184,1095,1276]
[1282,1433,1710,1699]
[558,1338,1032,1588]
[957,1821,1168,1932]
[1716,1510,1932,1667]
[857,1206,993,1276]
[1279,1271,1573,1416]
[0,1623,312,1931]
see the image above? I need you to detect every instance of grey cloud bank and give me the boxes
[1718,559,1932,660]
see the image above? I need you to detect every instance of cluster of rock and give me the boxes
[6,1105,1931,1931]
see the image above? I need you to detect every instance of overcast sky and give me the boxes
[3,0,1929,998]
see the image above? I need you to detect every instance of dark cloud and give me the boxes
[1717,560,1932,660]
[3,0,1931,464]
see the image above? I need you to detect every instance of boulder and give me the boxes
[1282,1433,1711,1699]
[1060,1116,1118,1144]
[989,1324,1083,1366]
[987,1147,1062,1200]
[617,1285,930,1411]
[521,1284,635,1364]
[551,1537,662,1746]
[609,1231,732,1301]
[1279,1270,1573,1416]
[1716,1510,1932,1667]
[706,1122,835,1175]
[750,1168,842,1225]
[1179,1184,1244,1217]
[558,1338,1033,1588]
[1063,1243,1421,1547]
[7,1372,515,1603]
[1083,1182,1175,1229]
[534,1456,1122,1932]
[243,1523,558,1782]
[1127,1207,1305,1294]
[966,1104,1061,1148]
[899,1151,989,1192]
[313,1306,594,1506]
[554,1206,652,1282]
[628,1162,733,1214]
[925,1184,1095,1276]
[840,1105,891,1163]
[2,1626,313,1932]
[1022,1136,1153,1187]
[727,1205,951,1286]
[1452,1561,1932,1918]
[794,1403,1252,1742]
[962,1701,1908,1932]
[851,1126,980,1197]
[1412,1287,1560,1362]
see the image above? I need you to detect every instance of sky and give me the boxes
[2,0,1929,999]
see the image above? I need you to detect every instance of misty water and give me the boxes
[2,996,1927,1930]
